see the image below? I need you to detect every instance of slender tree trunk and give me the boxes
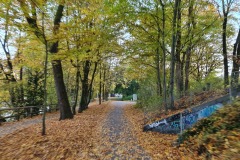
[159,0,167,111]
[16,67,24,106]
[103,65,106,101]
[72,66,80,115]
[184,0,195,94]
[42,21,48,135]
[231,29,240,89]
[19,67,24,104]
[169,0,180,110]
[99,64,102,104]
[102,82,105,101]
[223,14,229,87]
[155,3,162,97]
[88,62,98,105]
[156,48,162,96]
[175,2,183,97]
[185,48,191,93]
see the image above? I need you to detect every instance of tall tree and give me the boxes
[231,29,240,88]
[0,1,18,107]
[159,0,167,111]
[18,1,73,120]
[219,0,235,87]
[169,0,181,110]
[184,0,195,93]
[175,0,183,97]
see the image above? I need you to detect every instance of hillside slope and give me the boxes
[178,98,240,159]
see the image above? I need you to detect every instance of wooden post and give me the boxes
[17,108,20,121]
[30,107,33,118]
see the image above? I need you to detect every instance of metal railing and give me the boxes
[0,104,58,122]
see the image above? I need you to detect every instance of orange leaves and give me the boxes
[123,105,202,160]
[0,102,110,160]
[2,100,238,159]
[179,100,240,160]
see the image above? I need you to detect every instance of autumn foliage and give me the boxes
[0,99,239,159]
[0,102,110,160]
[124,104,203,160]
[179,98,240,159]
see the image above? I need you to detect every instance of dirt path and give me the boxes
[0,113,59,138]
[0,101,152,159]
[100,101,151,159]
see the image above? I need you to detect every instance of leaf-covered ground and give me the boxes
[179,99,240,160]
[1,99,236,160]
[0,102,110,160]
[124,104,203,160]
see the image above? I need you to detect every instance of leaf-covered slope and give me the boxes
[178,99,240,159]
[143,90,227,125]
[124,104,204,159]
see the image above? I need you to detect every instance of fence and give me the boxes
[0,104,58,123]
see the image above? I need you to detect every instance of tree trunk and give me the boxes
[185,48,191,93]
[156,48,162,96]
[103,65,106,101]
[159,0,167,111]
[42,30,48,135]
[19,67,24,105]
[99,64,102,104]
[52,60,73,119]
[175,1,183,97]
[223,13,229,87]
[169,0,180,110]
[49,5,73,120]
[184,0,195,94]
[79,81,89,112]
[231,29,240,89]
[19,2,73,120]
[72,66,80,115]
[18,2,73,119]
[87,62,98,105]
[78,60,90,112]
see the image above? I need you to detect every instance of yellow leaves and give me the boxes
[230,148,238,153]
[180,101,240,159]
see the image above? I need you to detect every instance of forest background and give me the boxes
[0,0,240,121]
